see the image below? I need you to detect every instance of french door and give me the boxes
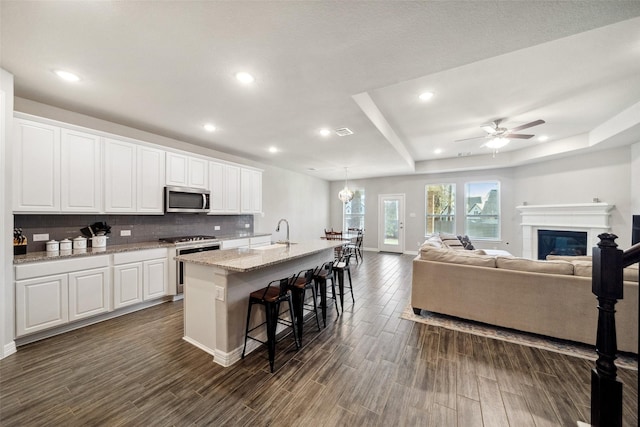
[378,194,405,253]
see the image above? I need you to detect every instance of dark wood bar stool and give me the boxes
[288,268,321,346]
[242,276,299,373]
[333,253,355,311]
[314,261,339,326]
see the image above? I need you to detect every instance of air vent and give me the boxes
[335,128,354,137]
[457,152,473,157]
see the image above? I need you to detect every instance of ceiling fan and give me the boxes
[456,118,545,149]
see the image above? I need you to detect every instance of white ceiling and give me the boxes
[2,1,640,181]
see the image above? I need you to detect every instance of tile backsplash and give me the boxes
[14,213,254,252]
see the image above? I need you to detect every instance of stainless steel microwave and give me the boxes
[165,186,210,213]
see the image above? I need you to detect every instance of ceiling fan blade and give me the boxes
[454,135,487,142]
[508,119,545,133]
[505,133,534,139]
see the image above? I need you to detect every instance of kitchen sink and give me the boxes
[251,242,297,250]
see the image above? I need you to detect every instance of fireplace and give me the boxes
[517,203,613,259]
[537,229,588,260]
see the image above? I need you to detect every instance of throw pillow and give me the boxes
[457,234,475,250]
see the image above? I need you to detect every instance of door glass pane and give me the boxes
[383,200,399,245]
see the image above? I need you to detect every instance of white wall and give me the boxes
[1,68,15,359]
[514,146,633,249]
[255,164,330,242]
[632,142,640,215]
[330,145,635,255]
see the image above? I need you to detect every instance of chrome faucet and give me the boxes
[275,218,290,246]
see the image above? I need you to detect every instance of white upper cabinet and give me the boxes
[60,128,102,212]
[166,152,208,189]
[13,119,61,212]
[241,168,262,214]
[104,138,165,213]
[14,119,102,213]
[137,145,165,213]
[104,138,136,212]
[209,161,241,214]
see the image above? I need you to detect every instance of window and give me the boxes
[464,181,500,239]
[343,189,365,231]
[425,184,455,235]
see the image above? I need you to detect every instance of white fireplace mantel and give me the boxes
[516,203,614,259]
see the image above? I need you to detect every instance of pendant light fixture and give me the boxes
[338,167,354,203]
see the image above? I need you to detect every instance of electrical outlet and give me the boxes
[214,225,221,231]
[120,230,131,237]
[244,224,250,228]
[215,286,225,301]
[33,233,49,241]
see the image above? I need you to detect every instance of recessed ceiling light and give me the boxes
[319,128,331,137]
[203,123,216,132]
[419,91,435,101]
[434,148,443,154]
[235,72,255,84]
[538,135,549,142]
[54,69,80,82]
[268,146,278,153]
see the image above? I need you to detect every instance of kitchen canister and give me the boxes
[91,235,108,248]
[46,240,59,252]
[60,239,72,251]
[73,236,87,249]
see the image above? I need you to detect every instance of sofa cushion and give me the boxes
[572,260,639,282]
[547,255,592,262]
[496,256,574,275]
[420,245,496,267]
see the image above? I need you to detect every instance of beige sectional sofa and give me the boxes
[411,234,639,353]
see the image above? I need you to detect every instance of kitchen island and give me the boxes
[175,239,343,367]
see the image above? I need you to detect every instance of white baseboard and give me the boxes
[2,341,16,359]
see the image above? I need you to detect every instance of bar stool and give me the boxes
[314,261,339,326]
[242,276,299,373]
[333,253,355,311]
[288,268,321,346]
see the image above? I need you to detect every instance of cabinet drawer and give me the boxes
[15,256,110,280]
[113,248,168,265]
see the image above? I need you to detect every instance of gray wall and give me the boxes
[330,144,636,254]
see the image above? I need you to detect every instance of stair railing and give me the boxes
[590,233,640,427]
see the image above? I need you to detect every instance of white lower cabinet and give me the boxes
[16,274,69,336]
[14,255,110,337]
[69,267,111,321]
[113,248,169,309]
[113,262,143,309]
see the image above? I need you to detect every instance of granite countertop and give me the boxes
[13,241,175,264]
[13,233,273,265]
[175,240,344,273]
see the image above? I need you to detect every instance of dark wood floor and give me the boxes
[1,252,637,426]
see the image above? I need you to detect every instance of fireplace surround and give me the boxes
[516,203,614,259]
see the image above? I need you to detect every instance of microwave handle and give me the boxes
[202,193,207,209]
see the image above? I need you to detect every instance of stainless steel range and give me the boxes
[160,235,221,295]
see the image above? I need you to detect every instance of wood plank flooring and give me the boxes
[1,252,637,426]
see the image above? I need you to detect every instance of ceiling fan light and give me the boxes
[486,137,510,149]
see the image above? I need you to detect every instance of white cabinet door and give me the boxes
[137,145,165,213]
[68,267,111,321]
[16,274,69,336]
[166,152,208,189]
[209,161,241,214]
[104,137,136,212]
[113,262,143,309]
[188,156,208,189]
[60,128,102,212]
[143,258,168,300]
[13,119,60,212]
[166,152,188,187]
[241,168,262,214]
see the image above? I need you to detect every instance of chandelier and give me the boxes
[338,167,354,203]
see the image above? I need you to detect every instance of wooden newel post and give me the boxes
[591,233,623,427]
